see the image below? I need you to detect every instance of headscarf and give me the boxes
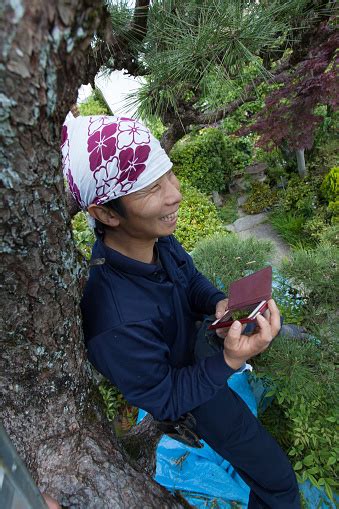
[61,115,172,210]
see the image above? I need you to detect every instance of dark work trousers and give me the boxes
[191,318,301,509]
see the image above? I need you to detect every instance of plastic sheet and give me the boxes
[138,370,337,508]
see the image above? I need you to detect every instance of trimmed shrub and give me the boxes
[171,128,241,194]
[191,234,273,291]
[281,243,339,312]
[174,180,226,252]
[321,166,339,222]
[277,175,321,218]
[78,88,111,116]
[171,128,226,193]
[243,181,278,214]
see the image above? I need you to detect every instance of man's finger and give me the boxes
[255,313,272,342]
[215,298,229,319]
[225,320,242,346]
[267,299,281,337]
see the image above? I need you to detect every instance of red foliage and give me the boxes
[240,24,338,150]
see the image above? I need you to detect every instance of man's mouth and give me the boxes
[160,210,179,222]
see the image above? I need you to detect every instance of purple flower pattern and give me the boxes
[117,119,150,150]
[87,122,117,171]
[86,116,152,203]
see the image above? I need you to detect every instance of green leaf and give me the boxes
[327,456,337,466]
[294,461,303,471]
[303,455,314,467]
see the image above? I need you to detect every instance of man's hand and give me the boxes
[222,299,280,371]
[215,298,229,320]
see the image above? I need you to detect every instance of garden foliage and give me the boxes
[243,181,278,214]
[321,166,339,221]
[174,180,226,252]
[170,129,229,194]
[241,26,338,151]
[191,234,273,291]
[252,335,338,502]
[78,88,111,116]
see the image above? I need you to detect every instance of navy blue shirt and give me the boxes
[81,235,236,421]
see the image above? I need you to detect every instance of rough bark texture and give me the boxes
[0,2,185,507]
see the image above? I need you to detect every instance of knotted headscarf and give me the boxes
[61,115,172,209]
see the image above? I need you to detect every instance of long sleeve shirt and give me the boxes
[81,235,236,421]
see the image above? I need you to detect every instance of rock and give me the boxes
[212,191,223,207]
[232,213,268,232]
[225,223,235,232]
[237,195,248,207]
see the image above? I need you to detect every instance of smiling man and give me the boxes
[61,116,301,509]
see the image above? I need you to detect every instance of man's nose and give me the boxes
[165,178,182,205]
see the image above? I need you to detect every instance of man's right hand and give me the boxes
[221,299,281,371]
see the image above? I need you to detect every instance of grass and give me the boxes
[217,194,238,224]
[269,210,306,247]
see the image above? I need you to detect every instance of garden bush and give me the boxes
[281,242,339,314]
[217,194,238,224]
[170,128,248,194]
[243,181,278,214]
[318,223,339,246]
[78,88,111,116]
[269,211,305,247]
[277,175,321,218]
[175,180,226,252]
[252,336,338,502]
[321,166,339,222]
[191,234,273,291]
[72,212,95,260]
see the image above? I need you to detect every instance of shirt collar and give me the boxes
[91,237,163,276]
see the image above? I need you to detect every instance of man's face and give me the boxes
[118,169,182,241]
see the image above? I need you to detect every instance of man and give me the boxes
[62,115,301,508]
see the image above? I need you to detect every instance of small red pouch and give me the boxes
[208,266,272,330]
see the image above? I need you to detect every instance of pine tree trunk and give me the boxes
[0,2,185,507]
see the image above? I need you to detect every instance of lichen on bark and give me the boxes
[0,1,186,507]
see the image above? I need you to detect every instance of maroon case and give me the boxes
[208,266,272,330]
[228,266,272,309]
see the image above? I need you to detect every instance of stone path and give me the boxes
[226,210,290,267]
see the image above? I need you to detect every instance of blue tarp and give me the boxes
[138,370,337,509]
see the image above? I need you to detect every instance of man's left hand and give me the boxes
[215,298,229,320]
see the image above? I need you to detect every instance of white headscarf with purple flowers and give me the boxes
[61,115,172,209]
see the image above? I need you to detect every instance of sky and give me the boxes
[77,70,144,118]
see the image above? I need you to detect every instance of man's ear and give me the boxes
[87,204,120,227]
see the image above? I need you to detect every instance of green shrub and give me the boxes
[72,212,95,259]
[144,115,166,140]
[243,181,278,214]
[223,135,253,176]
[302,211,328,245]
[281,243,339,313]
[99,381,125,422]
[191,234,273,291]
[175,180,226,252]
[253,147,287,187]
[78,88,111,116]
[252,336,338,502]
[277,175,321,218]
[171,128,227,194]
[217,194,238,224]
[318,223,339,246]
[321,166,339,222]
[269,211,305,247]
[171,128,249,194]
[321,166,339,203]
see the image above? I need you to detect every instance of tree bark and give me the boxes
[0,2,186,507]
[296,149,307,178]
